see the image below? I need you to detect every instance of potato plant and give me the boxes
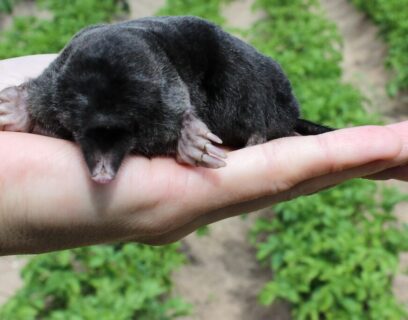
[0,0,123,58]
[0,245,189,320]
[351,0,408,95]
[152,0,408,318]
[0,1,189,319]
[1,0,407,319]
[0,0,14,13]
[249,0,408,319]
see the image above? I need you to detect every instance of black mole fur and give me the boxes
[26,16,332,172]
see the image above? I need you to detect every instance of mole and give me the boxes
[0,16,333,184]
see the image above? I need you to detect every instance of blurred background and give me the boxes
[0,0,407,319]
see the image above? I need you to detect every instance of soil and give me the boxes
[127,0,165,19]
[172,211,290,320]
[320,0,408,307]
[171,2,290,319]
[0,1,51,31]
[0,0,407,317]
[0,256,25,305]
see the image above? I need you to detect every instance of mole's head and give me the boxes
[76,120,134,184]
[54,53,159,184]
[64,100,135,184]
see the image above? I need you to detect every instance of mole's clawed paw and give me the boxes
[177,111,227,169]
[0,85,31,132]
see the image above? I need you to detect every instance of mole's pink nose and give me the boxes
[90,157,116,184]
[91,172,115,184]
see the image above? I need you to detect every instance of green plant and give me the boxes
[0,244,190,320]
[252,183,408,320]
[0,1,188,319]
[249,0,408,319]
[350,0,408,95]
[2,0,406,319]
[0,0,14,13]
[157,0,226,24]
[0,0,123,58]
[158,0,227,240]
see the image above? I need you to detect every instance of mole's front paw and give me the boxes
[0,85,31,132]
[177,111,227,169]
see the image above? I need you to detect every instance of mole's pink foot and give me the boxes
[177,110,227,169]
[0,85,31,132]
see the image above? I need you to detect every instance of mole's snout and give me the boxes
[79,125,133,184]
[90,153,117,184]
[82,148,123,184]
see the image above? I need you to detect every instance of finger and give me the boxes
[0,125,404,252]
[387,120,408,157]
[128,126,404,237]
[188,126,403,207]
[365,121,408,181]
[387,120,408,139]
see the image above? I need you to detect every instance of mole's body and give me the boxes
[0,16,332,183]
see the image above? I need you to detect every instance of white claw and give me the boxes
[201,154,226,168]
[205,143,227,159]
[206,132,223,144]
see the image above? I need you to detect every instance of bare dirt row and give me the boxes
[0,0,406,318]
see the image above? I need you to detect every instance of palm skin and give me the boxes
[0,55,407,255]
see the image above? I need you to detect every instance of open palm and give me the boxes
[0,55,407,255]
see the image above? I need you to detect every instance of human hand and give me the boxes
[0,55,407,255]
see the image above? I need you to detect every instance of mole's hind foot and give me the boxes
[177,111,227,169]
[0,85,31,132]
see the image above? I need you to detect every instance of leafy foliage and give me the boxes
[0,0,123,58]
[351,0,408,95]
[0,244,190,320]
[0,0,15,13]
[2,0,407,319]
[158,0,227,239]
[0,1,188,319]
[158,0,226,24]
[249,0,408,318]
[252,183,408,319]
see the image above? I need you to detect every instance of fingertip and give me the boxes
[225,124,404,195]
[330,125,402,160]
